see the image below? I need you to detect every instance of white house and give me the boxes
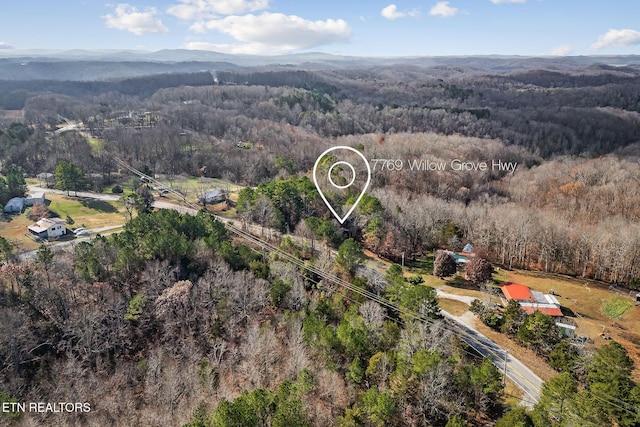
[27,218,67,239]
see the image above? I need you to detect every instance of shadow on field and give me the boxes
[80,198,118,213]
[447,275,479,290]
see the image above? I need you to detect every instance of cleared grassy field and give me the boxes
[0,194,125,251]
[48,195,125,228]
[438,283,486,300]
[439,298,469,316]
[157,176,244,194]
[0,214,40,251]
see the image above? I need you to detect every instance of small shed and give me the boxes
[25,192,46,206]
[3,197,24,214]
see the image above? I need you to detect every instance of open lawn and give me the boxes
[0,194,125,252]
[47,194,122,221]
[405,254,435,275]
[0,214,40,251]
[439,298,469,316]
[438,283,487,300]
[157,175,244,194]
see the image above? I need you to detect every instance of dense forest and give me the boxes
[2,60,640,286]
[0,210,508,426]
[2,56,640,425]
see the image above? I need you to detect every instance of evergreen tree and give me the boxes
[495,407,533,427]
[335,238,364,276]
[54,160,86,196]
[5,166,26,198]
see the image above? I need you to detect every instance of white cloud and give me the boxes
[103,4,168,35]
[188,13,352,55]
[381,4,405,20]
[381,4,419,20]
[591,29,640,50]
[490,0,525,3]
[0,42,14,49]
[549,45,573,56]
[167,0,270,20]
[429,2,458,17]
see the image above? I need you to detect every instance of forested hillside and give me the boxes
[3,60,639,154]
[2,56,640,426]
[0,210,507,426]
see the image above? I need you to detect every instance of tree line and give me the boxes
[1,208,517,426]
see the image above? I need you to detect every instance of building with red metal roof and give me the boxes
[500,283,563,317]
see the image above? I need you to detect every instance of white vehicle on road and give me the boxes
[73,228,89,236]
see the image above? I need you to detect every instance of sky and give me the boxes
[1,0,640,57]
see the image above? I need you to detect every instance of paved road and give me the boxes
[436,289,542,405]
[436,289,476,305]
[28,185,120,201]
[22,186,544,404]
[440,311,542,406]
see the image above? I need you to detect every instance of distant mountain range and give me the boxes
[0,49,639,81]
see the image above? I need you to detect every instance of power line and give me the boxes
[112,157,640,416]
[114,155,542,401]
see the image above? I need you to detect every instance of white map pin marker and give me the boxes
[313,146,371,224]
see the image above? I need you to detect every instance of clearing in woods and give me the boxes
[0,194,125,250]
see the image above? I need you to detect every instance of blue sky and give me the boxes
[1,0,640,56]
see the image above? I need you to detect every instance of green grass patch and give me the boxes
[79,199,118,213]
[405,254,435,274]
[49,196,119,218]
[602,296,633,319]
[417,273,444,288]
